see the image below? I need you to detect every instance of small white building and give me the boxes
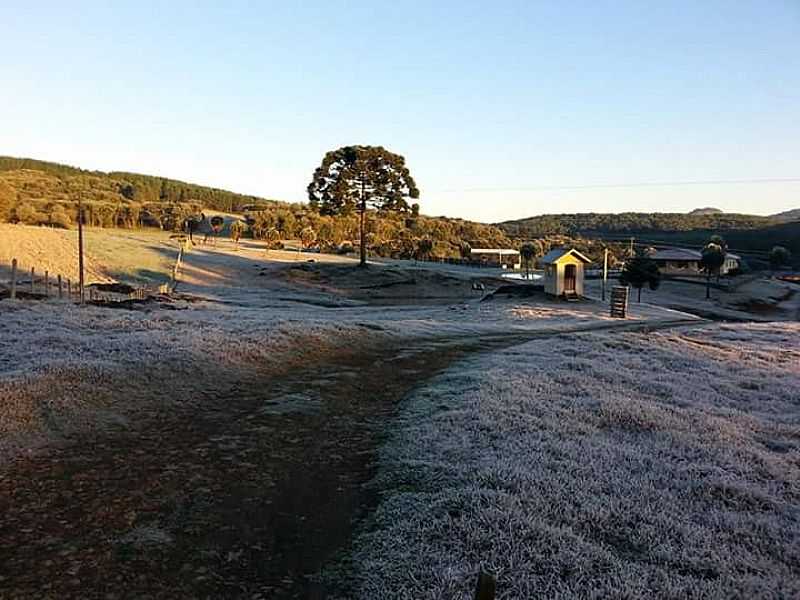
[540,247,592,298]
[469,248,521,269]
[650,248,740,276]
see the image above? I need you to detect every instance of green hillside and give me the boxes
[0,156,513,259]
[496,212,778,238]
[0,156,281,229]
[497,212,800,265]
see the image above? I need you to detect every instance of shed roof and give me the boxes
[651,248,740,261]
[470,248,520,255]
[539,247,592,265]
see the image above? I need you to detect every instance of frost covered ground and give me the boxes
[0,282,692,461]
[1,241,797,597]
[346,322,800,599]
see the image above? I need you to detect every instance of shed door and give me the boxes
[564,264,577,292]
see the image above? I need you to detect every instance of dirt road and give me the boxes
[0,331,501,599]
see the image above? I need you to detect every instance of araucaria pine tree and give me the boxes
[307,145,420,266]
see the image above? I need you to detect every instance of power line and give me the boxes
[435,177,800,193]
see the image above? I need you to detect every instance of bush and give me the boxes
[14,203,46,225]
[49,208,72,228]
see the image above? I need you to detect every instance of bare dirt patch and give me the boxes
[276,262,492,304]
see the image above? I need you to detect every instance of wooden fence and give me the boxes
[3,238,188,304]
[4,258,82,301]
[3,257,173,304]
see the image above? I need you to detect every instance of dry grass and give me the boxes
[0,223,179,285]
[345,323,800,599]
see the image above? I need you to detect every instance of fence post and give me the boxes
[30,267,35,294]
[44,270,49,297]
[67,278,72,298]
[474,572,496,600]
[58,274,63,299]
[10,258,17,299]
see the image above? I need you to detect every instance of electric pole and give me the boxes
[78,194,85,304]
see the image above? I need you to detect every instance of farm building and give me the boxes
[540,247,591,298]
[650,248,740,276]
[469,248,520,269]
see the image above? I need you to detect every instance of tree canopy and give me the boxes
[769,246,791,270]
[700,241,726,298]
[619,253,661,302]
[307,145,420,265]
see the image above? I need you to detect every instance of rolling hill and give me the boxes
[772,208,800,222]
[496,212,800,265]
[0,156,512,259]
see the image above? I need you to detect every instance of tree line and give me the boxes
[498,212,778,237]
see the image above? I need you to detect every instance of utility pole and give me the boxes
[359,175,367,267]
[602,247,608,302]
[78,194,85,304]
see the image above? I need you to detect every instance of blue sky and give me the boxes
[1,1,798,221]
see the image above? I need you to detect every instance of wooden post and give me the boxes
[474,572,496,600]
[30,267,35,294]
[67,278,72,298]
[10,258,17,299]
[602,248,608,302]
[44,270,49,297]
[78,195,85,304]
[57,274,63,299]
[610,285,629,318]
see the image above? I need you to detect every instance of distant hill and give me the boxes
[0,156,512,259]
[496,211,799,265]
[0,156,283,228]
[496,212,777,239]
[771,208,800,222]
[689,207,723,215]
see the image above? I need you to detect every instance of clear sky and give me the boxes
[1,1,798,222]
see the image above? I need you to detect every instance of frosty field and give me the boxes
[1,235,797,599]
[345,323,800,599]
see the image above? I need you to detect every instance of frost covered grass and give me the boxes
[0,300,381,459]
[347,322,800,599]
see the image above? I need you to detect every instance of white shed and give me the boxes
[540,247,592,298]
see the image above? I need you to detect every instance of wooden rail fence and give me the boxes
[3,257,173,304]
[4,258,84,301]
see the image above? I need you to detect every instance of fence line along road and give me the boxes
[2,257,173,304]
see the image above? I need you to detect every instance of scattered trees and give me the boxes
[700,242,726,299]
[300,226,317,249]
[769,245,791,271]
[263,227,280,251]
[416,238,433,262]
[519,243,538,279]
[619,253,661,302]
[307,145,420,266]
[229,220,245,250]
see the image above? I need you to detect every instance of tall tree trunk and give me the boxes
[706,271,711,299]
[359,179,367,267]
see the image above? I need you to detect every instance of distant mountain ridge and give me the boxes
[689,207,723,215]
[771,208,800,222]
[496,212,777,239]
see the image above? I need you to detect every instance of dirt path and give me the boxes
[0,333,492,599]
